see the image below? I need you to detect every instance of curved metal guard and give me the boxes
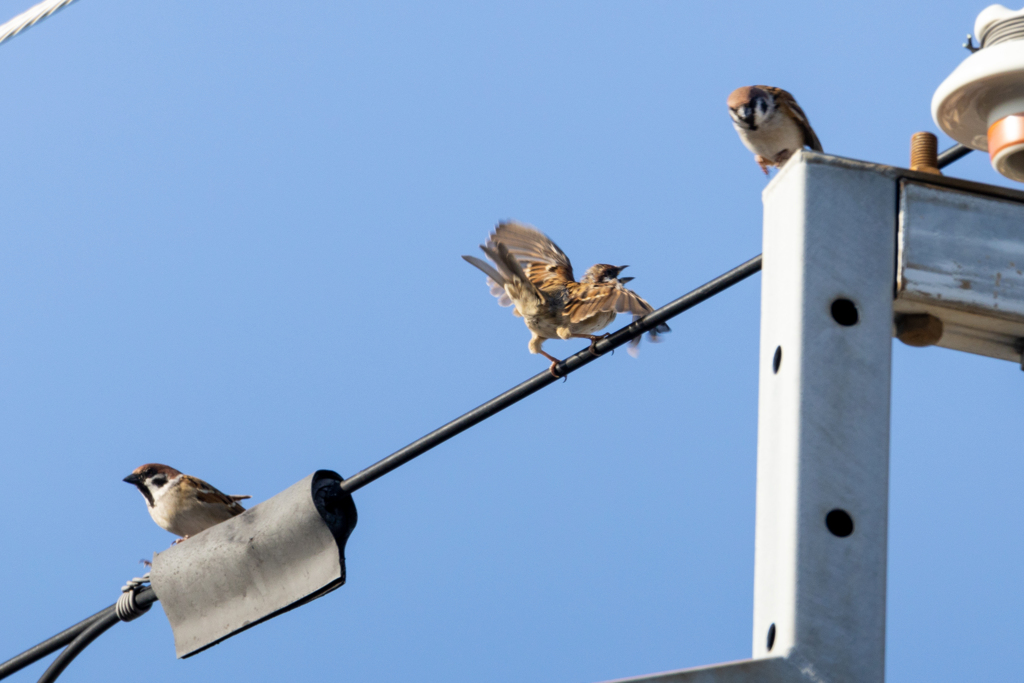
[149,470,357,658]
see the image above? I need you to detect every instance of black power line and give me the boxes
[938,143,972,168]
[1,255,763,681]
[341,253,763,493]
[0,606,111,679]
[0,587,157,682]
[0,143,976,677]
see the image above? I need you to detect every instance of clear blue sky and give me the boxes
[1,1,1020,681]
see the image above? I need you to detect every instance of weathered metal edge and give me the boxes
[800,150,1024,204]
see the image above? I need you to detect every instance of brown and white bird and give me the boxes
[463,221,669,377]
[727,85,822,174]
[123,464,251,540]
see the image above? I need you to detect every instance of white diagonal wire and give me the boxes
[0,0,79,49]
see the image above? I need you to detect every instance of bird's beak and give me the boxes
[123,473,141,486]
[618,276,635,284]
[742,107,756,128]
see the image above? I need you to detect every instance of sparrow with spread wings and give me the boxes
[124,464,251,542]
[727,85,822,174]
[463,221,669,377]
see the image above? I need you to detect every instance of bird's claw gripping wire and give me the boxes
[586,334,613,357]
[547,360,567,381]
[538,350,567,381]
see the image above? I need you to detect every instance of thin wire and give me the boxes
[0,609,108,679]
[0,0,79,49]
[1,256,763,677]
[35,613,119,683]
[341,254,763,493]
[0,0,962,667]
[0,588,157,681]
[937,143,972,168]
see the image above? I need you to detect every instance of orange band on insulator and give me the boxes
[988,113,1024,161]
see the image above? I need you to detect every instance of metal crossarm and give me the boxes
[599,149,1023,683]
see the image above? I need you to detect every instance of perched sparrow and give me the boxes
[463,221,669,377]
[123,464,251,540]
[727,85,822,174]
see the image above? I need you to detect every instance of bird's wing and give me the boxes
[524,261,576,298]
[564,281,654,324]
[564,282,672,356]
[489,221,576,289]
[180,475,248,516]
[471,241,551,316]
[762,86,822,152]
[479,241,543,296]
[462,255,515,307]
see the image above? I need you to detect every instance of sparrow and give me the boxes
[123,464,251,541]
[727,85,822,174]
[463,221,669,377]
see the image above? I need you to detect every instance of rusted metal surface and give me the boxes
[896,180,1024,362]
[895,313,944,347]
[910,132,941,174]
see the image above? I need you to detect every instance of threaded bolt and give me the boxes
[910,132,941,174]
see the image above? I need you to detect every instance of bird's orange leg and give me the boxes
[755,155,771,175]
[537,350,565,378]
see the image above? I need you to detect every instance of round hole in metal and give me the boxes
[772,346,782,374]
[826,509,854,537]
[831,299,859,326]
[767,623,776,651]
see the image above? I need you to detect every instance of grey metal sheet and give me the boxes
[150,470,357,658]
[897,180,1024,361]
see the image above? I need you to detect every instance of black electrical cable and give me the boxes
[35,612,120,683]
[0,587,157,682]
[937,143,972,168]
[341,253,763,493]
[2,256,763,680]
[0,608,110,679]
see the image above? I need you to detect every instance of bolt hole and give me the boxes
[831,299,859,326]
[772,346,782,374]
[767,623,776,651]
[825,509,854,537]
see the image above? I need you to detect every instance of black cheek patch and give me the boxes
[137,485,155,508]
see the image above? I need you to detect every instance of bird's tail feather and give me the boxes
[627,319,671,357]
[463,254,506,286]
[481,242,541,298]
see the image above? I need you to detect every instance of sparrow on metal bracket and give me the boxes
[124,464,251,542]
[728,85,822,174]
